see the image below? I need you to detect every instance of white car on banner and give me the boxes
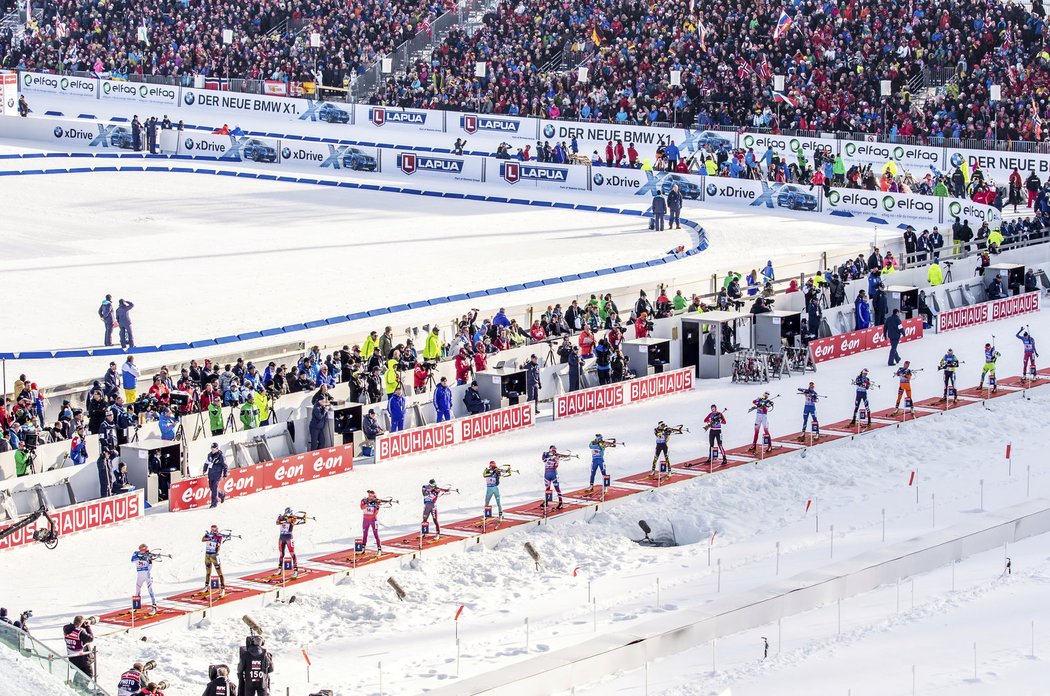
[276,139,379,171]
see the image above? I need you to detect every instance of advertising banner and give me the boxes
[392,149,482,182]
[825,189,935,223]
[99,79,179,106]
[553,367,694,419]
[452,112,537,143]
[277,138,379,172]
[352,103,445,133]
[936,293,1040,333]
[838,140,943,175]
[20,71,97,98]
[374,402,534,462]
[0,490,142,551]
[945,149,1050,188]
[181,87,307,117]
[168,444,355,512]
[738,132,835,166]
[705,177,822,213]
[809,318,924,363]
[179,130,281,163]
[486,157,588,191]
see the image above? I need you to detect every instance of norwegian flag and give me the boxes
[757,58,771,81]
[737,60,755,81]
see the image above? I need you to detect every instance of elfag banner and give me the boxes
[168,444,355,512]
[553,367,695,419]
[0,490,143,551]
[936,292,1040,333]
[809,318,924,363]
[374,402,535,462]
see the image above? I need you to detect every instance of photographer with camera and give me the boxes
[634,311,653,339]
[63,614,97,681]
[204,664,236,696]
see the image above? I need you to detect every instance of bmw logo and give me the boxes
[184,92,195,106]
[706,183,717,196]
[950,152,964,168]
[53,127,63,138]
[593,173,604,185]
[543,124,556,138]
[184,139,194,150]
[281,147,291,159]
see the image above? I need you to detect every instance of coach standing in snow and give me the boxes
[116,299,135,349]
[883,309,903,365]
[651,191,667,231]
[98,294,115,346]
[667,184,683,229]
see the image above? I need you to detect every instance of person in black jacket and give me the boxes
[651,192,667,231]
[883,308,904,365]
[203,665,236,696]
[566,345,582,391]
[116,299,135,349]
[203,444,228,508]
[872,283,888,326]
[525,354,542,414]
[667,184,683,229]
[63,615,95,681]
[237,635,273,696]
[462,382,489,414]
[98,294,115,346]
[902,226,917,265]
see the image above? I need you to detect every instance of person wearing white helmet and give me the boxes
[748,392,775,453]
[849,368,875,428]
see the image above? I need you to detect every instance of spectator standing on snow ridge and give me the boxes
[651,192,667,231]
[116,299,135,349]
[98,294,115,346]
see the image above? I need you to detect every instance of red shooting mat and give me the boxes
[504,499,588,519]
[167,584,263,607]
[239,565,334,587]
[311,547,397,569]
[98,604,187,627]
[441,515,533,534]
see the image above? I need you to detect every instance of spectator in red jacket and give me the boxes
[454,348,471,385]
[578,326,595,358]
[634,312,651,339]
[473,345,488,373]
[529,321,547,342]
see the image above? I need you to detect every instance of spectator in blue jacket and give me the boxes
[121,356,140,403]
[761,260,775,282]
[462,381,489,414]
[855,290,872,330]
[433,376,453,422]
[388,387,406,432]
[492,308,511,329]
[158,407,177,441]
[309,396,331,450]
[664,140,680,168]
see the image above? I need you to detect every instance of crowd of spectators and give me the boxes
[368,0,1050,144]
[0,0,453,86]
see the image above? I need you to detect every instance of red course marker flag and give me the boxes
[454,605,464,621]
[301,649,311,666]
[909,471,915,486]
[1006,444,1012,459]
[805,499,812,513]
[573,567,579,577]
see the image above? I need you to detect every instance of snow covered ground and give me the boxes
[0,136,890,388]
[3,302,1050,695]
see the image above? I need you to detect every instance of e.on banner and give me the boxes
[375,402,534,462]
[553,367,695,419]
[937,293,1040,333]
[809,318,924,363]
[0,490,142,551]
[168,444,355,512]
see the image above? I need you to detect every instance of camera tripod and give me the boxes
[544,340,558,367]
